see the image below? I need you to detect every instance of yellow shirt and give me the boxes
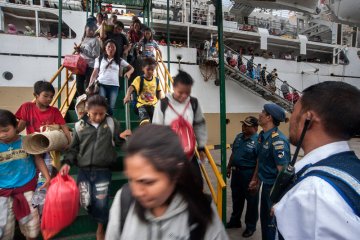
[131,76,160,107]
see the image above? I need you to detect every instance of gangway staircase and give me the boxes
[16,51,226,239]
[224,45,298,112]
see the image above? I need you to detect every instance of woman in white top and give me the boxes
[89,39,134,115]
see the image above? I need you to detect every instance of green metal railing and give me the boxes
[215,0,227,225]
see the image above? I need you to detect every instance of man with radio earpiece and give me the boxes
[248,103,291,240]
[272,81,360,240]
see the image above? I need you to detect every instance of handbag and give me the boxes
[63,54,87,75]
[86,80,100,95]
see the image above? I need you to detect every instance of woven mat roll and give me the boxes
[23,130,68,155]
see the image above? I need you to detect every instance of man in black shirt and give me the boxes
[101,20,130,61]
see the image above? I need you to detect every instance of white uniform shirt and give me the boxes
[274,141,360,240]
[94,57,129,86]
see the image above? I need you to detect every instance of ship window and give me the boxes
[2,7,76,38]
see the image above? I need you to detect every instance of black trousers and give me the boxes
[76,66,94,95]
[138,105,154,125]
[229,167,259,231]
[190,156,204,187]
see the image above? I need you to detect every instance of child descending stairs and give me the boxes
[14,85,139,240]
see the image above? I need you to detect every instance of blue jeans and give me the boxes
[99,84,119,116]
[260,183,276,240]
[77,168,112,224]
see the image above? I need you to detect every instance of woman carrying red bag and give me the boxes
[74,20,101,95]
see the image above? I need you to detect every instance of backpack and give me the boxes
[131,75,160,114]
[119,183,204,239]
[266,73,272,82]
[75,116,115,146]
[160,97,197,159]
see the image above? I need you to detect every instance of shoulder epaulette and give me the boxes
[271,131,279,138]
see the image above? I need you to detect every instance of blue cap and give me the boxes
[264,103,286,122]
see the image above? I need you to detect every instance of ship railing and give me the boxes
[154,50,227,220]
[196,148,227,220]
[155,50,174,94]
[32,65,77,118]
[224,44,300,106]
[242,16,300,39]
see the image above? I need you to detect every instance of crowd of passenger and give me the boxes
[0,7,360,240]
[224,49,300,103]
[0,13,229,240]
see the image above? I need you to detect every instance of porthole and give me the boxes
[3,71,13,80]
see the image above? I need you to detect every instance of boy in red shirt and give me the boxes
[16,80,71,170]
[15,81,71,142]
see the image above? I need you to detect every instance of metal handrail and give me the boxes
[155,50,174,93]
[31,64,76,118]
[196,147,227,219]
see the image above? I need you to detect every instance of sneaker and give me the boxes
[226,221,241,229]
[242,229,255,238]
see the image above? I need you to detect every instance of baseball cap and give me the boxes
[241,116,259,127]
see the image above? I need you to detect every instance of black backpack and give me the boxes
[119,183,204,239]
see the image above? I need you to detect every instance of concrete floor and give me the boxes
[206,138,360,240]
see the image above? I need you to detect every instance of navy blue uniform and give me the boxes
[229,133,259,231]
[257,127,290,240]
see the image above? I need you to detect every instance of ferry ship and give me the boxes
[1,0,359,144]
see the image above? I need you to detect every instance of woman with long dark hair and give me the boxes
[88,39,134,116]
[137,27,161,60]
[105,125,228,240]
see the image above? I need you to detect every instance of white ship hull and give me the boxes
[0,2,359,144]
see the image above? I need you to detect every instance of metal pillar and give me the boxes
[187,25,190,48]
[216,0,227,225]
[190,0,192,23]
[58,0,63,108]
[91,0,95,16]
[35,10,39,37]
[124,77,131,130]
[147,0,151,27]
[167,0,170,71]
[86,0,88,20]
[0,7,5,31]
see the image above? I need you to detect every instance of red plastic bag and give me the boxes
[41,174,80,240]
[240,64,247,73]
[63,54,87,75]
[229,58,237,67]
[168,101,196,160]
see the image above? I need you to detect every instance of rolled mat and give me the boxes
[23,130,68,155]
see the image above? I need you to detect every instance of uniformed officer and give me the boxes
[249,103,290,240]
[226,116,259,238]
[274,81,360,239]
